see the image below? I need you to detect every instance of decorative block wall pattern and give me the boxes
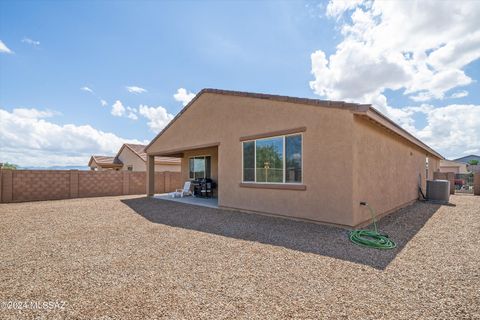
[12,170,70,202]
[0,169,182,203]
[78,171,124,198]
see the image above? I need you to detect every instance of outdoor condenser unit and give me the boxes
[426,180,450,203]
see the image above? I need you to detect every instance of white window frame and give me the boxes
[188,155,211,180]
[241,133,303,184]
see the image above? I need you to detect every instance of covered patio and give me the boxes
[147,142,219,201]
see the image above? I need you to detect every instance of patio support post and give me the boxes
[147,155,155,196]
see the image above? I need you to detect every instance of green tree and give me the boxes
[1,162,18,170]
[468,159,479,165]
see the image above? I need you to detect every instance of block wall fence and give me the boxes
[433,171,480,196]
[0,170,182,203]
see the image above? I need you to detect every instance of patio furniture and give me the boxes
[192,178,216,198]
[171,181,192,198]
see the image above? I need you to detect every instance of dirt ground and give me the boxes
[1,194,479,319]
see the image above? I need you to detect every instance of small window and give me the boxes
[189,156,211,179]
[127,165,133,171]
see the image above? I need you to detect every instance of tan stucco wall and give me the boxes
[117,148,146,171]
[439,160,468,174]
[351,117,441,226]
[117,147,180,172]
[147,92,355,226]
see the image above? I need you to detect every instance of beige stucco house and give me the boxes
[439,159,468,174]
[145,89,443,228]
[89,144,180,172]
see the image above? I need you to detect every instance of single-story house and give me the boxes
[88,143,180,172]
[144,89,443,228]
[88,155,123,171]
[439,159,469,174]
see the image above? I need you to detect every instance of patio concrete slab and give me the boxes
[154,193,218,208]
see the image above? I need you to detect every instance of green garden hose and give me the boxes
[349,202,396,250]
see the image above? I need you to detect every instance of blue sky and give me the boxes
[1,0,479,166]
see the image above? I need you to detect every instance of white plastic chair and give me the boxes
[171,181,192,198]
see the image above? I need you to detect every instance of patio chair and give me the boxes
[171,181,192,198]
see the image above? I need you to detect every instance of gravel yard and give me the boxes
[1,195,479,319]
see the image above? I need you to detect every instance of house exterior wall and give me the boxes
[117,148,145,171]
[147,93,355,226]
[147,93,442,227]
[117,147,180,172]
[439,160,468,174]
[351,117,441,226]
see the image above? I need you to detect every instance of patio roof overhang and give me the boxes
[146,142,220,158]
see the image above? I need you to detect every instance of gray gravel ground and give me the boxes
[0,195,479,319]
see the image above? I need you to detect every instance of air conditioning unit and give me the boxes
[426,180,450,203]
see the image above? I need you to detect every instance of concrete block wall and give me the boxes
[0,169,181,203]
[433,171,455,195]
[474,173,480,196]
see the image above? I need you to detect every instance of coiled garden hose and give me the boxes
[349,202,396,250]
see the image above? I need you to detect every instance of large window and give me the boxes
[189,156,211,179]
[242,134,302,184]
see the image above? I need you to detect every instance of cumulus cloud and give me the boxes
[138,105,174,132]
[126,86,147,94]
[21,37,40,47]
[111,100,126,117]
[311,0,480,106]
[0,107,146,167]
[0,40,13,54]
[386,104,480,159]
[100,99,108,106]
[173,88,196,106]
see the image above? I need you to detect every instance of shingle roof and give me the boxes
[89,155,123,167]
[122,143,180,164]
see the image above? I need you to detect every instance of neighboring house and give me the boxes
[88,144,180,172]
[88,156,123,171]
[439,160,469,174]
[116,143,180,172]
[144,89,443,228]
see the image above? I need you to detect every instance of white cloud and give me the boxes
[81,86,94,93]
[127,112,138,120]
[311,1,480,106]
[100,99,108,106]
[126,86,147,94]
[111,100,126,117]
[21,37,40,47]
[0,107,146,167]
[386,104,480,159]
[173,88,196,106]
[0,40,13,54]
[138,104,174,132]
[450,91,469,99]
[326,0,365,18]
